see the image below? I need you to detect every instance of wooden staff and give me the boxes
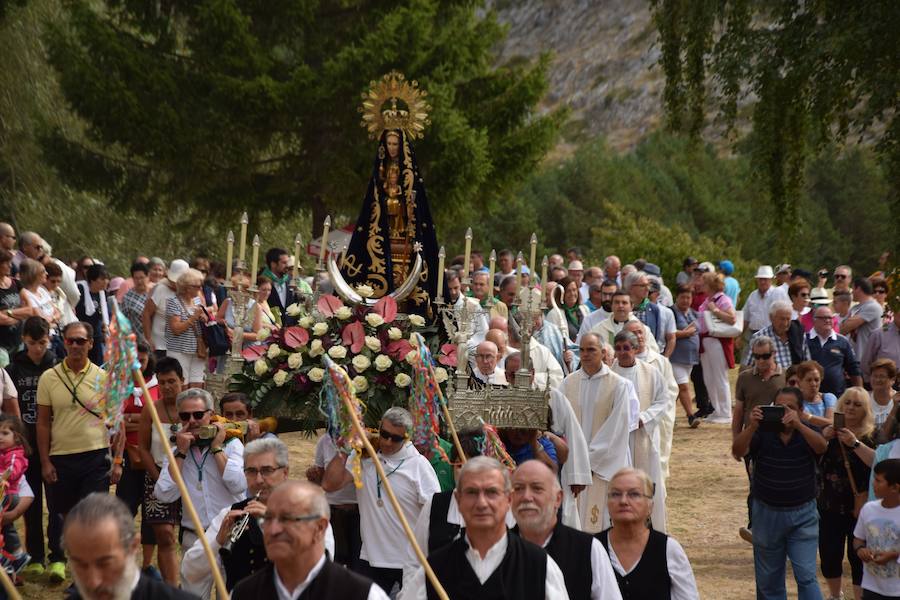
[0,558,21,600]
[332,367,449,600]
[412,333,466,465]
[133,369,229,599]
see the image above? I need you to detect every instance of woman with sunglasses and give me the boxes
[597,468,698,600]
[817,388,877,600]
[164,268,208,389]
[788,279,815,332]
[869,276,893,326]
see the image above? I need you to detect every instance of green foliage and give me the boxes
[41,0,564,233]
[649,0,900,257]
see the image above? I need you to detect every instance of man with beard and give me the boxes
[63,493,196,600]
[511,461,621,600]
[578,280,619,341]
[230,481,387,600]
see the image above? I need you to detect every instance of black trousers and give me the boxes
[114,454,156,545]
[330,505,361,569]
[818,509,863,585]
[744,456,753,528]
[690,362,712,414]
[47,449,110,520]
[359,560,403,595]
[22,427,64,564]
[862,590,900,600]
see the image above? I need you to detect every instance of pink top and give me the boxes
[799,311,839,333]
[697,292,734,335]
[0,446,28,495]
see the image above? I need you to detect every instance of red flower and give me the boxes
[437,343,457,367]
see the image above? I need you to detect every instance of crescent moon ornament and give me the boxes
[328,250,424,306]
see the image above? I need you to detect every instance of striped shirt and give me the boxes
[750,428,819,507]
[744,324,809,369]
[120,288,149,342]
[164,297,199,354]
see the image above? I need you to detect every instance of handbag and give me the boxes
[201,315,231,357]
[838,441,868,518]
[703,306,743,338]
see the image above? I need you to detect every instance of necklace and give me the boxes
[160,400,179,440]
[376,459,406,507]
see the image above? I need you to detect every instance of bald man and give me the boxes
[232,481,387,599]
[0,223,15,253]
[469,341,508,388]
[485,329,511,367]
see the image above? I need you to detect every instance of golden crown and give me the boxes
[359,71,431,140]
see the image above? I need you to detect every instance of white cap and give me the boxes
[755,265,774,279]
[166,259,190,284]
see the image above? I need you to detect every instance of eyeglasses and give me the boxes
[178,410,210,422]
[65,337,90,345]
[243,466,284,477]
[379,429,406,443]
[608,490,652,501]
[260,513,321,527]
[813,316,833,321]
[752,352,773,360]
[874,289,888,295]
[474,354,496,361]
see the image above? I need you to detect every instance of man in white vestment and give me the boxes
[611,329,668,532]
[624,320,679,478]
[485,329,512,368]
[585,291,660,354]
[560,333,636,534]
[507,320,565,390]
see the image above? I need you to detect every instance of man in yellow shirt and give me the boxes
[36,321,110,582]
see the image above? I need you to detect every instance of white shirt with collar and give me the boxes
[274,554,390,600]
[743,288,772,331]
[471,366,508,386]
[540,532,622,600]
[399,533,569,599]
[605,535,699,600]
[154,440,247,529]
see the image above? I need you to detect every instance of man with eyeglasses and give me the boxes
[154,389,246,597]
[35,321,110,582]
[231,481,387,600]
[842,277,884,383]
[182,438,335,592]
[322,407,439,595]
[807,305,862,397]
[468,340,508,388]
[831,265,853,296]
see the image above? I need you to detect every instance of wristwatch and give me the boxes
[851,440,861,449]
[173,451,187,460]
[210,446,224,455]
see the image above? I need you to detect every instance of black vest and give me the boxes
[517,521,594,600]
[428,491,461,553]
[426,532,546,600]
[597,529,671,600]
[220,498,269,590]
[231,560,372,600]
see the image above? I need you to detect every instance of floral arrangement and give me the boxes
[231,288,448,429]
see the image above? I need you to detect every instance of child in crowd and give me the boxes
[854,458,900,600]
[0,414,30,575]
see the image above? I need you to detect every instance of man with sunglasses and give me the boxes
[322,407,439,595]
[35,321,109,582]
[153,388,246,598]
[831,265,853,296]
[231,481,388,600]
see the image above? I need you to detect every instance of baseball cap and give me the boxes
[718,260,734,275]
[775,263,792,275]
[683,257,699,268]
[696,261,715,273]
[643,263,661,277]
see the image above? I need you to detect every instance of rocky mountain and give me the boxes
[489,0,664,154]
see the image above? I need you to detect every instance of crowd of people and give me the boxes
[0,219,898,600]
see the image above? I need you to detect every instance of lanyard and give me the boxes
[190,447,212,484]
[57,363,88,405]
[376,458,406,505]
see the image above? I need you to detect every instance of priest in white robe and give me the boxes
[504,352,591,529]
[507,322,565,390]
[587,291,660,354]
[560,332,637,534]
[611,329,668,533]
[624,320,679,478]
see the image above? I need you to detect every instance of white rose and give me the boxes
[309,339,324,357]
[286,303,302,317]
[364,336,381,353]
[335,306,353,320]
[355,284,374,298]
[267,344,282,359]
[312,322,329,336]
[298,316,314,329]
[434,367,448,383]
[394,373,411,387]
[257,327,271,341]
[405,349,418,365]
[273,370,289,387]
[365,313,384,327]
[287,352,303,369]
[409,314,425,327]
[374,354,392,372]
[388,327,402,340]
[351,355,371,372]
[308,367,325,382]
[352,375,369,392]
[254,359,269,376]
[328,345,347,359]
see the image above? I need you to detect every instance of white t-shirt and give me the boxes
[314,435,358,506]
[870,392,894,430]
[150,283,176,351]
[347,443,440,569]
[853,500,900,597]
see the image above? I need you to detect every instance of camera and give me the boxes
[818,269,828,278]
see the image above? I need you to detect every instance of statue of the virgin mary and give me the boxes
[340,72,439,314]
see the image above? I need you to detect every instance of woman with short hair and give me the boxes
[868,358,898,433]
[696,271,737,424]
[788,279,813,330]
[796,360,837,428]
[164,268,208,388]
[597,468,699,599]
[18,258,60,332]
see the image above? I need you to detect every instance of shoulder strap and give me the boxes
[837,442,860,495]
[53,364,103,421]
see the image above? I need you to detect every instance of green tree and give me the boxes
[650,0,900,256]
[41,0,564,236]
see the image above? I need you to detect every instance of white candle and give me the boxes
[225,231,234,282]
[436,246,446,299]
[488,250,496,294]
[463,228,472,278]
[293,234,301,279]
[529,233,537,281]
[238,212,249,263]
[515,252,523,290]
[250,235,260,281]
[540,256,549,305]
[319,216,331,268]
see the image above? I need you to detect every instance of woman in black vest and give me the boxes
[597,468,699,600]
